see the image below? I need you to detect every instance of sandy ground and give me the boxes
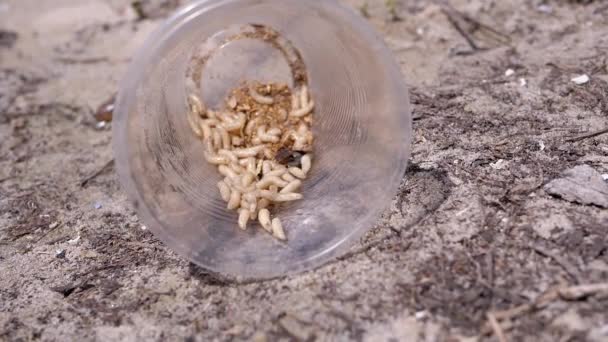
[1,0,608,341]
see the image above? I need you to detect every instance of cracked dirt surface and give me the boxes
[1,0,608,341]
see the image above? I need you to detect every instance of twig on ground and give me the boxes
[487,312,508,342]
[566,127,608,142]
[80,159,115,187]
[558,283,608,300]
[531,245,581,284]
[437,0,510,52]
[482,282,608,335]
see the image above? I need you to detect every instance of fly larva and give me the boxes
[217,127,231,150]
[241,172,256,187]
[233,145,265,158]
[256,176,288,189]
[223,114,246,132]
[188,113,203,137]
[229,162,245,175]
[282,173,296,182]
[238,208,250,230]
[273,193,303,202]
[227,96,237,109]
[278,108,288,121]
[288,167,307,179]
[299,85,309,108]
[250,208,259,220]
[217,180,231,202]
[259,190,276,200]
[258,208,272,232]
[212,130,222,149]
[206,110,218,120]
[260,134,280,143]
[249,84,274,105]
[227,190,242,210]
[218,149,237,164]
[291,93,300,111]
[256,159,264,175]
[188,94,205,117]
[290,100,315,118]
[262,161,272,175]
[264,169,286,178]
[271,218,286,240]
[301,154,312,174]
[200,122,212,140]
[246,158,256,174]
[245,117,259,136]
[232,136,243,146]
[263,147,274,159]
[266,127,281,136]
[205,153,229,165]
[280,180,301,194]
[219,165,239,180]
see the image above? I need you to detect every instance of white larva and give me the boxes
[246,158,257,174]
[299,85,309,107]
[258,209,272,232]
[245,117,259,136]
[266,128,281,136]
[301,154,312,174]
[227,96,237,109]
[280,180,302,194]
[291,93,300,111]
[232,136,243,146]
[260,134,280,143]
[282,173,296,182]
[188,114,203,137]
[233,146,265,158]
[250,85,274,105]
[264,169,286,178]
[218,149,237,163]
[259,190,275,200]
[200,122,212,140]
[262,161,272,175]
[188,94,205,116]
[217,181,231,201]
[290,100,315,118]
[212,130,222,149]
[256,176,288,189]
[288,167,307,179]
[205,153,229,165]
[273,193,303,202]
[271,218,286,240]
[227,190,241,210]
[238,208,250,230]
[218,165,239,179]
[241,172,256,187]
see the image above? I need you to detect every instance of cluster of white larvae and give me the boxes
[186,83,315,240]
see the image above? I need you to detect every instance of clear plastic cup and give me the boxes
[113,0,411,280]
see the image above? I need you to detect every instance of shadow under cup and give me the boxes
[113,0,411,280]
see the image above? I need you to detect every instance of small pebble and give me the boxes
[571,74,590,85]
[602,174,608,182]
[55,249,66,259]
[519,78,527,87]
[94,202,102,210]
[67,235,80,245]
[505,69,515,77]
